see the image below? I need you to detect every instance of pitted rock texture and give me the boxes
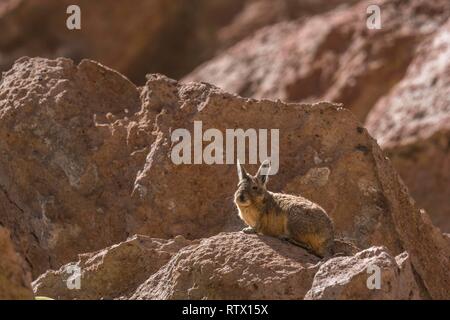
[0,57,449,299]
[32,234,425,300]
[366,20,450,233]
[134,74,406,260]
[131,232,321,300]
[32,234,193,300]
[185,0,450,121]
[0,226,33,299]
[0,57,149,276]
[305,247,424,300]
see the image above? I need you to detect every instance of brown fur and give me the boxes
[234,160,347,258]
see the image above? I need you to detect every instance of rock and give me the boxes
[0,179,49,276]
[134,74,403,258]
[0,1,362,84]
[0,0,181,83]
[30,234,440,300]
[131,232,321,299]
[32,234,193,299]
[0,57,148,276]
[1,57,449,299]
[218,0,359,48]
[366,20,450,233]
[305,247,424,299]
[0,226,33,299]
[185,0,450,121]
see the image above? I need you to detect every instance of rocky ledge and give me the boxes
[0,57,449,299]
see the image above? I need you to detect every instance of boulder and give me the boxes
[185,0,450,121]
[134,73,405,259]
[131,232,321,299]
[366,20,450,233]
[32,234,193,300]
[305,247,424,299]
[0,0,356,83]
[0,57,149,276]
[33,234,426,300]
[0,0,182,83]
[0,226,33,299]
[1,57,449,299]
[218,0,359,48]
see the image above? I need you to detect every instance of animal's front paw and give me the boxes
[242,227,257,234]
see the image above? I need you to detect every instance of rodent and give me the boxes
[234,160,357,258]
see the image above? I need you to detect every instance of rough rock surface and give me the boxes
[0,0,357,83]
[135,75,405,255]
[305,247,424,299]
[186,0,450,121]
[132,232,321,299]
[0,0,181,83]
[366,20,450,232]
[33,234,425,300]
[218,0,359,48]
[0,226,33,299]
[1,57,449,299]
[0,57,149,276]
[0,0,248,83]
[32,234,193,300]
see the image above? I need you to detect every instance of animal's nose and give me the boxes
[239,194,245,202]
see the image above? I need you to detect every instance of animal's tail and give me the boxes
[285,237,317,256]
[332,238,360,257]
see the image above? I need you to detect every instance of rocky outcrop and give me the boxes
[305,247,424,299]
[32,232,319,300]
[0,226,33,299]
[0,0,448,301]
[131,232,320,299]
[366,20,450,233]
[1,57,449,298]
[0,57,149,276]
[32,235,193,300]
[0,0,358,83]
[0,0,182,83]
[186,0,450,121]
[218,0,359,48]
[33,234,426,300]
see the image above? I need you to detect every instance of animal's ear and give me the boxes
[237,159,248,181]
[256,160,271,185]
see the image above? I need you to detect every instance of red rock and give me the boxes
[1,57,448,299]
[131,232,321,299]
[0,57,147,276]
[366,20,450,233]
[36,234,425,300]
[0,0,245,83]
[0,226,33,299]
[186,0,450,121]
[218,0,359,48]
[32,234,193,299]
[305,247,424,299]
[1,0,354,83]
